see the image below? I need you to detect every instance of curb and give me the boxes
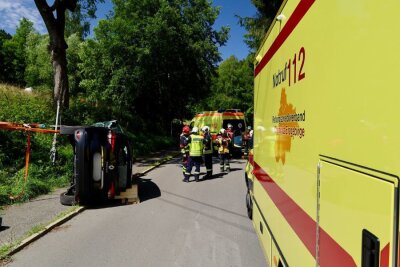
[7,206,85,257]
[5,151,180,258]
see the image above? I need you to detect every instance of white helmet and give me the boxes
[192,126,199,133]
[227,123,233,129]
[219,128,225,134]
[202,126,209,132]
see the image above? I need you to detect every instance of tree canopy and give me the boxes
[79,0,229,132]
[1,19,35,85]
[202,56,253,116]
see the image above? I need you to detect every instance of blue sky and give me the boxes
[0,0,256,61]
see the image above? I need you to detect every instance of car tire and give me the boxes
[246,190,253,220]
[60,192,77,206]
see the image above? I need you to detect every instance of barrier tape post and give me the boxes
[0,121,60,200]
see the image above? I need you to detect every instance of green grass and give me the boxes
[0,243,13,261]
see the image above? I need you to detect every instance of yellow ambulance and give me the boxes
[190,109,246,154]
[246,0,400,266]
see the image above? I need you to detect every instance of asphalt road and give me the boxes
[6,157,267,267]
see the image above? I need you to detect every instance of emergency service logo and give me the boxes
[273,88,305,164]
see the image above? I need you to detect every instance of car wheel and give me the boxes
[246,190,253,220]
[60,192,77,206]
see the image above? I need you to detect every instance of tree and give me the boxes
[0,29,12,83]
[34,0,103,108]
[25,33,53,89]
[203,55,253,116]
[239,0,283,52]
[1,18,35,85]
[79,0,228,132]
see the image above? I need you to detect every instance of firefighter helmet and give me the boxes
[202,126,209,132]
[182,126,190,134]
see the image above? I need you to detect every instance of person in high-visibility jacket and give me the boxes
[179,125,191,178]
[184,126,204,182]
[202,125,213,179]
[216,128,231,173]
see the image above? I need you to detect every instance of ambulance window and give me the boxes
[223,120,245,131]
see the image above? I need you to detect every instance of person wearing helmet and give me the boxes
[180,125,191,179]
[216,128,231,173]
[184,126,204,182]
[244,125,253,156]
[225,123,234,158]
[202,125,213,179]
[226,123,234,139]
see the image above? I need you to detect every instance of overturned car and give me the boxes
[60,121,133,206]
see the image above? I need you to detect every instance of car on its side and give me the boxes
[60,120,132,205]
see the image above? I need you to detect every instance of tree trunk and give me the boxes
[52,43,69,108]
[34,0,76,109]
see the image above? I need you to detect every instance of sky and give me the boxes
[0,0,257,61]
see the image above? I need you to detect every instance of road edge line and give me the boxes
[7,206,85,256]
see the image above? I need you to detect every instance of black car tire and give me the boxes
[246,190,253,220]
[60,192,77,206]
[245,172,250,189]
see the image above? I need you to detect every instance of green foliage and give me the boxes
[66,33,84,97]
[2,18,35,85]
[25,34,53,90]
[200,55,253,120]
[127,132,175,157]
[0,30,12,83]
[79,0,228,133]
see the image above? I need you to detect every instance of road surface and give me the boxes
[7,157,267,267]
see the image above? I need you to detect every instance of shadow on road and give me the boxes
[85,178,161,209]
[138,178,161,202]
[197,167,243,182]
[0,225,10,232]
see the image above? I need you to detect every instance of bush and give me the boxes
[127,132,174,158]
[0,84,71,207]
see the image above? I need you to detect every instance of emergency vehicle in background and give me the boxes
[246,0,399,266]
[190,109,246,155]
